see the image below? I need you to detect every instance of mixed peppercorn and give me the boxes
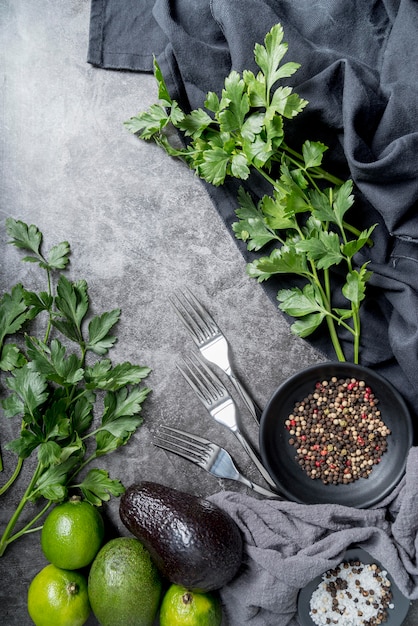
[285,377,391,485]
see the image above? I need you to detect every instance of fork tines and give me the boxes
[170,289,218,344]
[176,353,226,406]
[153,426,211,464]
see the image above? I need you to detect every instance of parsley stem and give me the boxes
[67,454,95,482]
[44,268,53,343]
[353,310,360,365]
[323,269,347,361]
[3,501,52,545]
[0,456,24,496]
[254,165,288,197]
[282,143,344,186]
[326,315,346,362]
[0,460,43,557]
[312,267,346,362]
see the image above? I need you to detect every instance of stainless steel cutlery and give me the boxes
[167,288,278,496]
[154,426,282,499]
[170,289,262,423]
[176,352,277,489]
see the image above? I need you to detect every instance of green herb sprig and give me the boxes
[125,24,376,364]
[0,219,151,557]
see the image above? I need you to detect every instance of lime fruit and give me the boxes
[159,584,222,626]
[27,563,91,626]
[88,537,162,626]
[41,496,104,570]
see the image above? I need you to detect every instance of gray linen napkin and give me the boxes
[209,446,418,625]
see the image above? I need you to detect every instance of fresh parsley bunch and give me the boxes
[0,219,151,557]
[125,24,376,364]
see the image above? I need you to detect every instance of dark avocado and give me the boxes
[119,481,243,592]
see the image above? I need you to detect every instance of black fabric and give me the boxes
[88,0,418,425]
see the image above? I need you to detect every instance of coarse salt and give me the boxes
[309,560,393,625]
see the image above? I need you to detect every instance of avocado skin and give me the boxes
[119,481,243,592]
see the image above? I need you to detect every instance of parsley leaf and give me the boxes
[277,284,325,318]
[87,309,120,355]
[199,146,231,185]
[247,246,309,281]
[6,218,70,271]
[75,468,125,506]
[0,285,30,340]
[302,141,328,169]
[3,365,49,417]
[296,230,344,270]
[0,220,151,557]
[25,337,84,386]
[342,265,372,309]
[125,23,376,364]
[0,285,32,371]
[232,188,280,250]
[254,23,291,92]
[6,219,42,257]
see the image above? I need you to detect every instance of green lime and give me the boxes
[88,537,162,626]
[27,563,91,626]
[159,584,222,626]
[41,496,104,570]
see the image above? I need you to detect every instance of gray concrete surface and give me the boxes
[0,1,416,624]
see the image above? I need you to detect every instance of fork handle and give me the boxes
[229,372,263,424]
[238,475,284,499]
[234,431,277,489]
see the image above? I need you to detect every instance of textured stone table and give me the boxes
[0,2,415,624]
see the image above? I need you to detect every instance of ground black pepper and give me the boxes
[285,377,391,485]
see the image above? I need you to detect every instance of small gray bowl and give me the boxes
[298,547,410,625]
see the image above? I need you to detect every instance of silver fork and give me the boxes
[177,353,277,488]
[154,426,282,499]
[170,289,262,424]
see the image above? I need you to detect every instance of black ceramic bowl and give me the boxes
[259,362,413,508]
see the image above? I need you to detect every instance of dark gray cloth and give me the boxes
[88,0,418,424]
[209,446,418,625]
